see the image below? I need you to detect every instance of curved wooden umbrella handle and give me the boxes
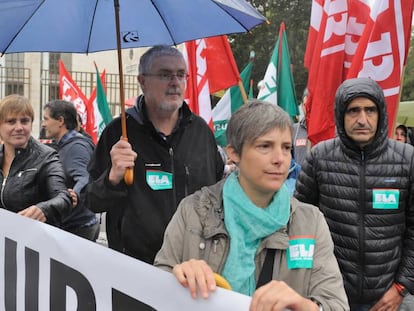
[213,273,232,290]
[124,167,134,186]
[121,137,134,186]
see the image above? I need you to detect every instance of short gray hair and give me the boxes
[138,45,185,74]
[226,99,292,155]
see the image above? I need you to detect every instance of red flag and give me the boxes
[203,35,240,93]
[346,0,414,136]
[305,0,414,145]
[59,60,96,142]
[304,0,348,145]
[184,35,240,129]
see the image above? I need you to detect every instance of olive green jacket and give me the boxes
[154,180,349,310]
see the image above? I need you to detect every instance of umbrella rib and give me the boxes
[150,0,178,45]
[86,0,100,54]
[1,0,46,56]
[211,0,249,32]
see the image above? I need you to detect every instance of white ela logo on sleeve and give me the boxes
[372,189,399,209]
[146,170,173,190]
[287,237,315,269]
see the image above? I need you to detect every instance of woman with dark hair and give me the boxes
[394,124,408,143]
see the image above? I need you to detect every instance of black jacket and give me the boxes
[0,137,72,226]
[294,78,414,304]
[58,131,97,230]
[86,97,224,263]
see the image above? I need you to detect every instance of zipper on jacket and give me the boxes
[357,150,366,301]
[184,165,189,197]
[169,147,177,211]
[1,176,7,209]
[17,168,37,177]
[213,239,219,253]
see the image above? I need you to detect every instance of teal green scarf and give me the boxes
[221,172,290,296]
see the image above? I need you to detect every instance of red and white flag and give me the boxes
[346,0,414,136]
[183,35,240,129]
[304,0,413,145]
[59,60,95,140]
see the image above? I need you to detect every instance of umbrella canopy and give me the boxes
[0,0,266,54]
[0,0,266,185]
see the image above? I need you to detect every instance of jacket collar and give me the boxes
[196,180,297,250]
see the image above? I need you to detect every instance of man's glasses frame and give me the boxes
[143,72,189,82]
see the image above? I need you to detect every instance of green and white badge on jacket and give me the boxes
[287,236,315,269]
[146,170,173,190]
[372,189,399,209]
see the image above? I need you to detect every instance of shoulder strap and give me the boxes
[256,249,276,288]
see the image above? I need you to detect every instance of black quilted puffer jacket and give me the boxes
[294,78,414,304]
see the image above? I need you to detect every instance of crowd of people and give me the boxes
[2,45,414,310]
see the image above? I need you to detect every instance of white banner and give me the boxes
[0,209,251,310]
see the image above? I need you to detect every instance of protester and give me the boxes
[86,45,224,263]
[42,100,99,241]
[155,100,349,311]
[292,88,310,167]
[76,113,93,141]
[394,124,408,143]
[0,94,72,225]
[295,77,414,310]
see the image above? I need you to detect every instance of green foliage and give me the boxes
[229,0,311,102]
[402,34,414,101]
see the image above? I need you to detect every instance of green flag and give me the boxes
[94,67,112,139]
[212,52,254,146]
[257,22,299,119]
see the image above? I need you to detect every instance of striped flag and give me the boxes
[89,64,112,143]
[184,35,240,129]
[257,22,299,120]
[212,53,254,146]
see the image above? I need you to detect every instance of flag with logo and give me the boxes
[89,64,112,143]
[345,0,414,136]
[212,53,254,146]
[257,22,299,120]
[304,0,414,145]
[59,60,95,140]
[184,35,240,129]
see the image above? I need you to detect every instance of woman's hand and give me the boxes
[18,205,46,222]
[250,280,320,311]
[172,259,217,299]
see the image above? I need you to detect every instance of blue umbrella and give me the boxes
[0,0,266,184]
[0,0,266,54]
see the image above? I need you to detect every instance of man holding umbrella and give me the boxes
[86,45,224,264]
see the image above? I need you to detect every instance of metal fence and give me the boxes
[40,69,139,116]
[0,66,31,99]
[0,66,139,117]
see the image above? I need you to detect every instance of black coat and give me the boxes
[86,97,224,264]
[295,78,414,304]
[0,137,72,226]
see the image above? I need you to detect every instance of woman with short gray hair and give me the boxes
[155,100,348,311]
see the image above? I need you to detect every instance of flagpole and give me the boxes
[238,51,255,104]
[114,0,133,185]
[238,80,248,104]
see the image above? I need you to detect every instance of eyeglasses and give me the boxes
[144,72,189,82]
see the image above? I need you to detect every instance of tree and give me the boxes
[229,0,312,102]
[401,33,414,101]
